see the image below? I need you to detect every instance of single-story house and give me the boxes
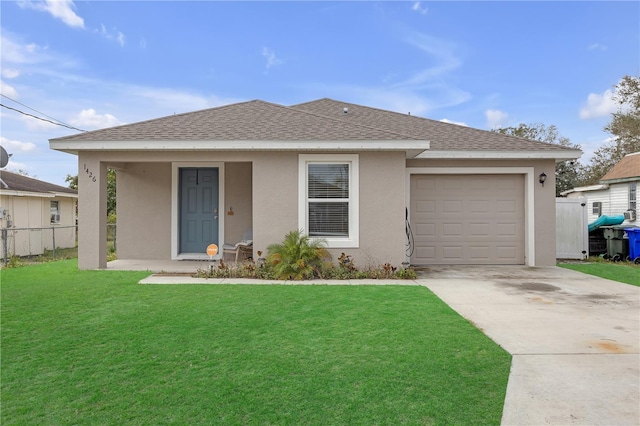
[0,171,78,258]
[49,98,581,269]
[562,152,639,225]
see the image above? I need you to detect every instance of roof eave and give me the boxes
[0,190,77,198]
[560,184,609,196]
[599,176,640,185]
[50,140,430,158]
[414,150,582,162]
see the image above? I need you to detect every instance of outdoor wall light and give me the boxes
[539,172,547,187]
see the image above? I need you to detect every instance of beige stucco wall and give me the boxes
[75,150,556,268]
[252,152,298,259]
[224,162,253,244]
[77,153,107,269]
[251,151,407,266]
[116,162,172,259]
[100,151,408,267]
[115,161,253,260]
[353,151,407,266]
[406,158,558,266]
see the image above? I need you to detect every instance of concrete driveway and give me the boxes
[421,265,640,426]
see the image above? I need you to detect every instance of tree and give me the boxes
[66,168,117,221]
[492,123,582,196]
[582,75,640,185]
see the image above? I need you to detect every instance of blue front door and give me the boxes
[179,168,219,254]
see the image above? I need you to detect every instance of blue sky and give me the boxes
[1,0,638,186]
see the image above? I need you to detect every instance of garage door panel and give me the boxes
[469,246,491,260]
[416,200,435,213]
[468,223,490,237]
[442,246,464,259]
[411,174,524,265]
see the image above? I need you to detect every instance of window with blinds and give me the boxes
[307,163,350,237]
[299,154,359,248]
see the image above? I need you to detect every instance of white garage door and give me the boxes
[410,174,525,265]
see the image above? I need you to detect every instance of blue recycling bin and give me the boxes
[625,228,640,262]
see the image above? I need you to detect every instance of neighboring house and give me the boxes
[50,98,581,269]
[0,171,78,258]
[563,152,639,226]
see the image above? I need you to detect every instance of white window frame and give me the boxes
[630,182,637,212]
[593,201,602,217]
[298,154,359,248]
[50,200,61,224]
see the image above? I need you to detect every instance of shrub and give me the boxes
[267,230,331,280]
[194,232,417,280]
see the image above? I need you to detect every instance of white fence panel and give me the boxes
[556,197,588,259]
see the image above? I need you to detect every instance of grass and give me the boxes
[558,257,640,286]
[1,260,511,425]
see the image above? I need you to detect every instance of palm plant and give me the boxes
[266,230,330,280]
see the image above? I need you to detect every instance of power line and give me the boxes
[0,102,86,132]
[0,94,81,131]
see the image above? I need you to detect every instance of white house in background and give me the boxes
[563,152,639,226]
[0,171,78,258]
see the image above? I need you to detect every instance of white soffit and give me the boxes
[415,150,582,162]
[50,140,430,156]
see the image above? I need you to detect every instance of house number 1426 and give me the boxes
[83,164,97,182]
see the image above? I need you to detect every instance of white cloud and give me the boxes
[440,118,468,127]
[588,43,607,51]
[5,161,31,175]
[97,24,126,47]
[412,2,428,15]
[485,109,508,129]
[2,69,21,79]
[69,109,123,130]
[1,34,48,65]
[19,0,85,29]
[140,38,148,49]
[580,89,617,119]
[0,80,19,99]
[261,47,283,70]
[399,32,461,87]
[0,136,37,152]
[313,31,469,117]
[18,113,59,131]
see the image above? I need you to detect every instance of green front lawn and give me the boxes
[1,260,510,425]
[559,258,640,286]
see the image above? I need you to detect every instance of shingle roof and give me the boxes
[600,152,640,182]
[292,98,573,152]
[51,100,421,142]
[0,171,77,195]
[49,97,581,157]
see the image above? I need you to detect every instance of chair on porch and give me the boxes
[222,228,253,262]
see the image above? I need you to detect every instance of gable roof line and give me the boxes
[50,99,263,142]
[287,99,430,142]
[51,99,429,143]
[599,151,640,182]
[295,97,574,151]
[0,171,78,197]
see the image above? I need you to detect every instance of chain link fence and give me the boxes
[1,224,117,265]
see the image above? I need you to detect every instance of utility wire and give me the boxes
[1,94,81,130]
[0,102,86,132]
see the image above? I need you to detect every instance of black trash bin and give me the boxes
[601,225,630,261]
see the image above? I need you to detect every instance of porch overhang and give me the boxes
[49,140,430,159]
